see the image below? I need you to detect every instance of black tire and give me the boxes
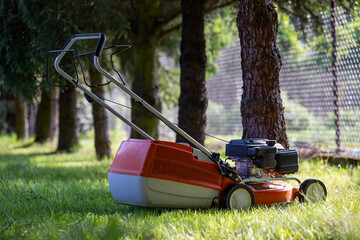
[220,184,255,211]
[299,179,327,203]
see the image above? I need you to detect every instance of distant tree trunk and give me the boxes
[0,89,16,133]
[57,86,79,151]
[130,33,161,139]
[49,87,59,140]
[15,95,29,140]
[35,87,59,143]
[35,89,51,142]
[176,0,207,145]
[89,68,112,160]
[237,0,289,149]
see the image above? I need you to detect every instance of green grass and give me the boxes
[1,134,360,239]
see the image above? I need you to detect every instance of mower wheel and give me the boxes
[221,184,254,211]
[299,179,327,203]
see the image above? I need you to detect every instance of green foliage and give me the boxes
[282,93,316,131]
[275,0,360,35]
[277,10,307,55]
[205,7,237,78]
[306,6,360,57]
[0,1,39,101]
[158,65,180,109]
[0,0,130,102]
[308,34,330,54]
[1,134,360,239]
[324,108,360,128]
[206,100,241,135]
[320,109,360,147]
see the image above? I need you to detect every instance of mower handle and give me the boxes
[52,33,154,140]
[52,33,237,181]
[54,33,106,82]
[62,33,106,57]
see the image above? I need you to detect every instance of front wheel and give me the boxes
[299,179,327,203]
[221,184,255,211]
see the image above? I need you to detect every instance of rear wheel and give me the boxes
[221,184,254,211]
[299,179,327,203]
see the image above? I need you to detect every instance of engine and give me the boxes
[225,139,299,179]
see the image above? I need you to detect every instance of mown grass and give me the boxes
[1,134,360,239]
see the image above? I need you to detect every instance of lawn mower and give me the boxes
[50,33,327,210]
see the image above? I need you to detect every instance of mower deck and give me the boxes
[249,181,298,205]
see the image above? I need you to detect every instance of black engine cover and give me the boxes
[225,138,299,174]
[275,149,299,174]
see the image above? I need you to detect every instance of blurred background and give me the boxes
[1,1,359,160]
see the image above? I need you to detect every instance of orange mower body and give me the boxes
[108,139,299,209]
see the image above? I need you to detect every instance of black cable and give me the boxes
[75,45,130,86]
[98,96,229,143]
[176,125,229,143]
[110,45,131,85]
[46,49,84,88]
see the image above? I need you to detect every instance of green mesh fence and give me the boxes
[206,7,360,153]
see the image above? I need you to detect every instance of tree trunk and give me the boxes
[237,0,289,149]
[89,68,112,160]
[57,86,79,151]
[176,0,207,145]
[49,87,59,140]
[130,38,161,139]
[35,87,59,143]
[15,95,29,140]
[0,89,16,133]
[35,89,51,143]
[128,2,163,140]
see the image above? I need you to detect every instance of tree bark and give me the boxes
[35,89,51,143]
[176,0,207,145]
[15,95,29,140]
[57,86,79,151]
[35,87,59,143]
[0,89,16,133]
[237,0,289,148]
[49,87,59,140]
[89,68,112,160]
[130,24,161,139]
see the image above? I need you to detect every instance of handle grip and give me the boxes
[54,33,106,83]
[60,33,106,57]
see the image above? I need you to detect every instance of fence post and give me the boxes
[331,0,341,154]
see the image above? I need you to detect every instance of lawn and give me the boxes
[1,134,360,239]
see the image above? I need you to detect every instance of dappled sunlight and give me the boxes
[1,134,360,239]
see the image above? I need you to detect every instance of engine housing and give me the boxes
[225,139,299,179]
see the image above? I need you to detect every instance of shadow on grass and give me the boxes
[2,150,297,218]
[14,142,35,149]
[0,152,299,218]
[0,152,109,182]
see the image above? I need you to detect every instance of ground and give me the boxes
[0,133,359,239]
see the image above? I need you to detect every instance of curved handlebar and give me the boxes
[61,33,106,57]
[54,33,106,82]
